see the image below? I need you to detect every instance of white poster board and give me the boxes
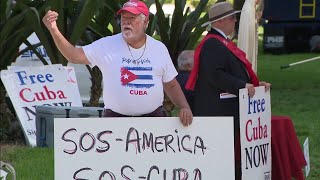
[239,86,272,180]
[303,137,310,177]
[0,65,82,146]
[54,117,235,179]
[15,32,51,64]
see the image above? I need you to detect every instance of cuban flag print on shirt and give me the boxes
[121,67,154,88]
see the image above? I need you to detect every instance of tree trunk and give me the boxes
[87,66,103,107]
[0,82,24,143]
[0,83,10,142]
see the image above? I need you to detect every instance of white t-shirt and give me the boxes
[82,33,177,115]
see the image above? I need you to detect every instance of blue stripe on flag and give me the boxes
[137,75,153,80]
[126,83,154,88]
[125,67,152,71]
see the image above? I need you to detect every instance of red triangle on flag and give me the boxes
[121,67,137,85]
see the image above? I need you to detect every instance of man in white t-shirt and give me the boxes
[42,0,192,126]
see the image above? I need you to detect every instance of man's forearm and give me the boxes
[164,80,190,109]
[164,79,193,126]
[43,10,88,64]
[49,29,86,64]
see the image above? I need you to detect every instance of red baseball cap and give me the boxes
[117,0,149,17]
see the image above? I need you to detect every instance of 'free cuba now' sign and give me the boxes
[240,86,272,180]
[1,65,82,146]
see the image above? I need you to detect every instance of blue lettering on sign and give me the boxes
[248,96,265,114]
[21,46,48,58]
[15,71,54,85]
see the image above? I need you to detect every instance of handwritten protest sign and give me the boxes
[54,117,235,179]
[0,65,82,146]
[239,86,272,180]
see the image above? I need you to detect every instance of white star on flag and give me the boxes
[123,73,129,79]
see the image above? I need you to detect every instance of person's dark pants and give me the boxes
[235,132,242,180]
[234,118,242,180]
[104,106,166,117]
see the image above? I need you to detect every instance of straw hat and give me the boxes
[201,1,241,27]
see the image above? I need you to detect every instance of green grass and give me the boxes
[1,53,320,179]
[0,145,54,179]
[258,52,320,179]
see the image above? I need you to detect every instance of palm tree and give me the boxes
[153,0,209,114]
[30,0,116,106]
[0,0,41,142]
[155,0,209,67]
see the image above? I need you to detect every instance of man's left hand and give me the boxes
[259,81,271,91]
[179,108,193,127]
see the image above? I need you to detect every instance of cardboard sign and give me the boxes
[239,86,272,180]
[1,65,82,146]
[54,117,235,179]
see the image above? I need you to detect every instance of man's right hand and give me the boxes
[41,9,89,65]
[245,83,255,97]
[42,10,59,32]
